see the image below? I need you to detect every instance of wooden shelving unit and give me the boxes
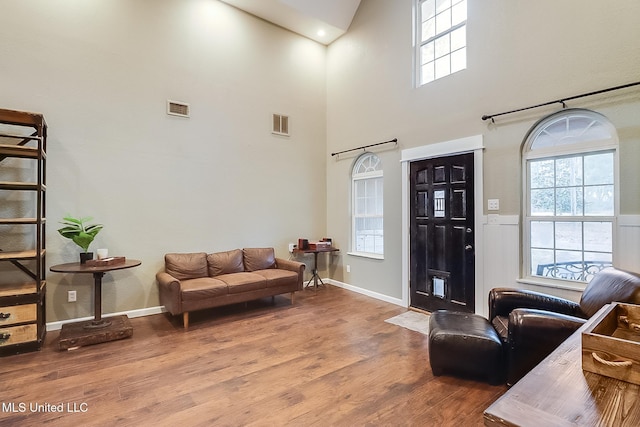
[0,108,47,356]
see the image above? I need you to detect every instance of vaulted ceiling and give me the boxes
[219,0,361,45]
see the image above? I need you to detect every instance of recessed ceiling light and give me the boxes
[317,29,326,37]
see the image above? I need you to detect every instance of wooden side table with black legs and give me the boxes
[293,247,339,291]
[50,259,141,350]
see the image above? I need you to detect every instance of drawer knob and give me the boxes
[0,333,10,341]
[0,313,10,320]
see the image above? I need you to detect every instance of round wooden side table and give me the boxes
[50,259,141,350]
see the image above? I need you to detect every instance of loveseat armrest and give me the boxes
[275,258,306,290]
[488,287,583,321]
[506,308,586,385]
[156,272,182,315]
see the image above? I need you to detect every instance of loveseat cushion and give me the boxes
[207,249,244,277]
[165,252,208,281]
[181,277,228,301]
[254,269,299,288]
[216,272,267,293]
[243,248,276,271]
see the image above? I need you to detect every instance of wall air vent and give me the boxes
[167,100,190,118]
[272,113,289,136]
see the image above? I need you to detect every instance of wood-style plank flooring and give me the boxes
[0,286,506,426]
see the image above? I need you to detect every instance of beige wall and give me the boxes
[326,0,640,300]
[0,0,327,322]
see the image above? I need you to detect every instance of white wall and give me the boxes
[326,0,640,310]
[0,0,328,322]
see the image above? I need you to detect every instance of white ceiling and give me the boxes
[219,0,361,45]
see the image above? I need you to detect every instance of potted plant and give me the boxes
[57,216,104,263]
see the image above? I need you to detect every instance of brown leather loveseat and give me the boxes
[157,247,305,329]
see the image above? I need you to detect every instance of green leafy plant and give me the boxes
[57,216,104,253]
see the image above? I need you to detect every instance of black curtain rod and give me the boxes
[482,81,640,122]
[331,138,398,157]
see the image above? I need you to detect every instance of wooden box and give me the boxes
[309,242,331,250]
[582,302,640,385]
[85,256,126,267]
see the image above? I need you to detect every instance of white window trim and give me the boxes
[351,153,384,258]
[347,251,385,260]
[415,0,467,87]
[521,110,620,288]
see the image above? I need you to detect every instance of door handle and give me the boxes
[465,245,473,251]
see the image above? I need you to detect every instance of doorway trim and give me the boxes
[400,135,485,312]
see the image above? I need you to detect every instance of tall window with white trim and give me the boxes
[523,109,618,284]
[352,153,384,256]
[416,0,467,85]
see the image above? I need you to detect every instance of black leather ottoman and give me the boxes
[428,310,504,385]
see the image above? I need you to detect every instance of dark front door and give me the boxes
[410,153,475,313]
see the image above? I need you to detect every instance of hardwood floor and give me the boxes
[0,286,506,426]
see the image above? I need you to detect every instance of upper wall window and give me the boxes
[523,109,618,284]
[416,0,467,86]
[352,153,384,257]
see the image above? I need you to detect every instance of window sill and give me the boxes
[516,276,587,293]
[347,251,384,260]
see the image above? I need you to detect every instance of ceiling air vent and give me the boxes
[167,100,190,118]
[272,113,289,136]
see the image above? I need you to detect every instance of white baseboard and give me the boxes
[46,306,166,331]
[325,278,406,307]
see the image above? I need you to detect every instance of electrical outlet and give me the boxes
[346,265,351,273]
[488,199,500,211]
[288,243,295,253]
[68,290,77,302]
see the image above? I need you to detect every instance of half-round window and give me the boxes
[526,109,617,152]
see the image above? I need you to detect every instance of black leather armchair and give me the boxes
[489,267,640,385]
